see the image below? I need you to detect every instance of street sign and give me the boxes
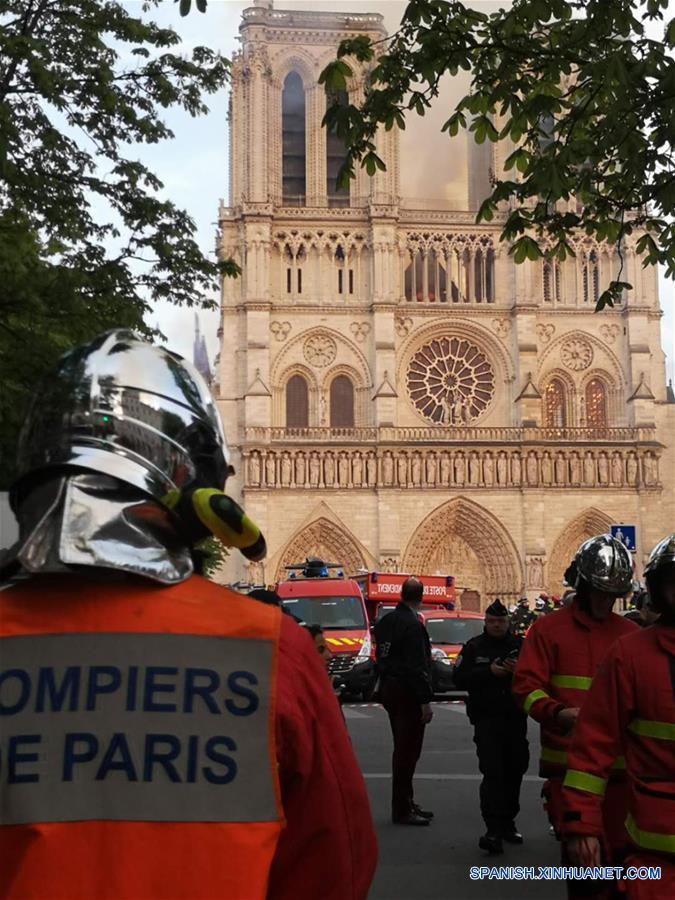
[611,524,636,552]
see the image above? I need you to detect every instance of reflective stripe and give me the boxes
[564,770,608,796]
[524,689,550,714]
[550,674,593,690]
[628,718,675,742]
[541,747,568,765]
[625,813,675,854]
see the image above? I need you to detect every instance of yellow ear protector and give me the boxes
[164,487,266,562]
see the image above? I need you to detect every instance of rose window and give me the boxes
[406,337,495,424]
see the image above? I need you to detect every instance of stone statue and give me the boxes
[323,452,334,486]
[397,453,408,486]
[248,451,261,486]
[511,453,522,485]
[280,452,292,487]
[611,452,624,486]
[319,395,327,426]
[440,452,451,486]
[497,451,508,486]
[295,452,306,487]
[555,452,568,485]
[382,451,394,486]
[526,452,538,486]
[483,452,494,486]
[453,395,465,425]
[570,453,581,485]
[541,452,552,485]
[338,452,350,486]
[454,452,466,485]
[583,451,596,486]
[597,453,609,485]
[265,453,276,486]
[411,453,422,487]
[366,452,377,486]
[527,557,544,588]
[469,452,481,485]
[643,452,658,486]
[426,452,437,487]
[308,452,320,487]
[352,452,363,486]
[626,452,638,485]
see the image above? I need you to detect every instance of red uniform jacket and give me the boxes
[0,575,377,900]
[561,624,675,858]
[512,601,636,777]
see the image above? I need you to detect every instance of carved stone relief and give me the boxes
[303,334,337,367]
[270,320,291,342]
[526,556,546,589]
[561,338,593,371]
[350,322,371,343]
[492,318,510,339]
[395,316,413,337]
[599,324,620,344]
[536,323,555,344]
[243,447,659,490]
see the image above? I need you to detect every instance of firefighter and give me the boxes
[0,331,377,900]
[562,535,675,899]
[512,597,535,637]
[512,534,637,897]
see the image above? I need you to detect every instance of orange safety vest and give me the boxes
[0,574,283,900]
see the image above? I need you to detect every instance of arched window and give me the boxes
[583,249,599,304]
[544,379,567,428]
[585,378,607,427]
[286,374,309,428]
[326,89,349,207]
[543,259,562,302]
[282,72,306,204]
[330,375,354,427]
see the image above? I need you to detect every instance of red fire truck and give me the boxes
[276,558,375,699]
[353,571,456,624]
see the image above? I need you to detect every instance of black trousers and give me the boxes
[473,713,529,834]
[380,679,426,819]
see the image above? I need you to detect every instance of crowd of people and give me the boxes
[0,329,673,900]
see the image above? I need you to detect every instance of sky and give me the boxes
[137,0,674,384]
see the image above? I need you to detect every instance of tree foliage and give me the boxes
[322,0,675,309]
[0,0,232,486]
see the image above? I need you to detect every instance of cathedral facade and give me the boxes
[215,1,675,607]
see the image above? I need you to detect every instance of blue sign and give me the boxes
[611,524,636,552]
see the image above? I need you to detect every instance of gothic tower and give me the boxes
[216,1,675,605]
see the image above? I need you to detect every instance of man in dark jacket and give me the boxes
[453,599,529,854]
[374,577,434,826]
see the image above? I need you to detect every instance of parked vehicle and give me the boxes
[418,609,485,694]
[354,571,455,624]
[276,558,375,699]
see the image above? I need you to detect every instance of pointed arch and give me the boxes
[547,507,613,595]
[402,497,524,605]
[274,516,368,581]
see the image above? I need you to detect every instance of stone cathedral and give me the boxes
[215,0,675,607]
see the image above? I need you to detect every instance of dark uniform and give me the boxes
[511,602,535,637]
[374,602,433,822]
[453,608,529,847]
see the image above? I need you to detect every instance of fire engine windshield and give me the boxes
[281,596,367,630]
[425,617,484,645]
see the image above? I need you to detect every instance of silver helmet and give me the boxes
[644,534,675,577]
[11,329,231,511]
[574,534,633,596]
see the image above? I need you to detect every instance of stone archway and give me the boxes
[275,516,367,582]
[547,507,612,595]
[402,497,524,607]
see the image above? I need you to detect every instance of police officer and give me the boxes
[374,576,434,826]
[0,331,377,900]
[454,599,529,854]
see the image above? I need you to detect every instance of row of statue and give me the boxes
[245,447,660,489]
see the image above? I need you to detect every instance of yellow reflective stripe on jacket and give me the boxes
[550,674,593,690]
[541,746,568,765]
[625,813,675,854]
[564,770,608,796]
[524,689,550,714]
[628,718,675,741]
